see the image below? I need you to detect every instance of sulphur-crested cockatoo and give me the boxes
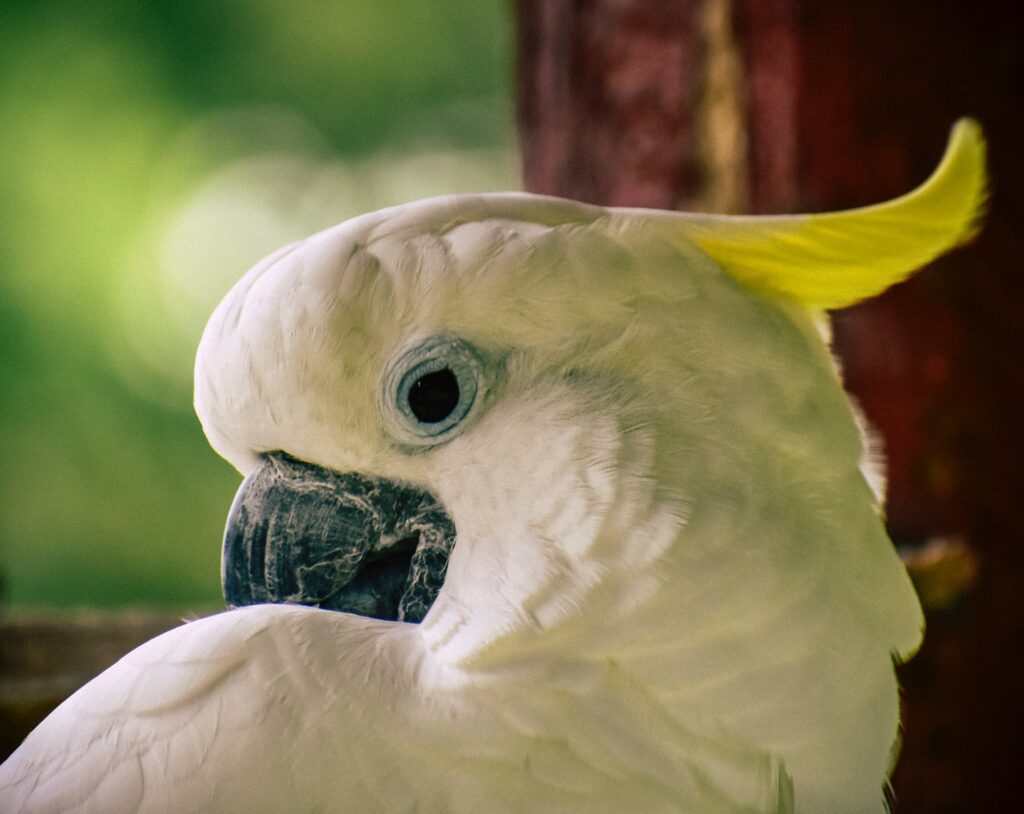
[1,121,985,813]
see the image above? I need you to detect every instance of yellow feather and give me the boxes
[666,118,987,310]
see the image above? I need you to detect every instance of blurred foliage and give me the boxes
[0,0,516,608]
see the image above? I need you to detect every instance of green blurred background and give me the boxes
[0,0,515,609]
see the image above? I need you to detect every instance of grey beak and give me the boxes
[222,452,456,623]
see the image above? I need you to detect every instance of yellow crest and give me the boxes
[655,119,987,310]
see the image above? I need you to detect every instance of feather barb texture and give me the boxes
[667,118,987,309]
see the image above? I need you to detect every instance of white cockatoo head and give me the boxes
[193,120,985,811]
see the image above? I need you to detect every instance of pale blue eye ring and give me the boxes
[381,336,485,446]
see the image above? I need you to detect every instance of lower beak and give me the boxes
[222,452,456,623]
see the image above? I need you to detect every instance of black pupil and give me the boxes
[408,368,460,423]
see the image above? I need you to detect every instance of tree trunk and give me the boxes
[516,2,1023,811]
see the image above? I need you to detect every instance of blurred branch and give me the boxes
[0,611,191,760]
[900,536,980,613]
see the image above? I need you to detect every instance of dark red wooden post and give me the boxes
[517,0,703,208]
[516,2,1023,810]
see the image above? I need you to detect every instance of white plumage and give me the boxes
[0,122,986,813]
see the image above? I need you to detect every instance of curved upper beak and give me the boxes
[222,452,456,623]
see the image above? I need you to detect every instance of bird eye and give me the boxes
[381,336,485,446]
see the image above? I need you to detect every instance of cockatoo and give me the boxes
[1,120,985,813]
